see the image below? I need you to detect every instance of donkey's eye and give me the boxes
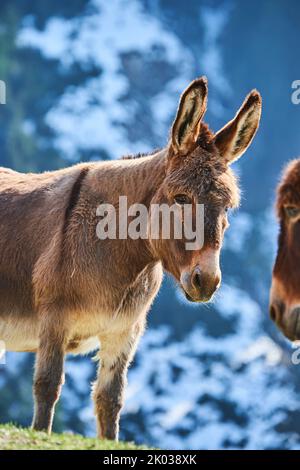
[174,194,192,206]
[285,206,300,218]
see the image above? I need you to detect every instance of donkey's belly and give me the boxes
[0,316,100,354]
[0,316,39,352]
[0,263,163,354]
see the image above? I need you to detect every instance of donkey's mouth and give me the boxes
[183,288,212,303]
[285,307,300,341]
[184,291,194,302]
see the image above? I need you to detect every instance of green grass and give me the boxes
[0,424,149,450]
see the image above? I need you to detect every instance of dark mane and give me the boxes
[123,124,214,161]
[122,148,162,160]
[196,123,215,152]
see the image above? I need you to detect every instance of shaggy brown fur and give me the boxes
[0,77,261,439]
[270,160,300,340]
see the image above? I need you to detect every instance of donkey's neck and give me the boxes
[115,148,167,265]
[90,148,168,275]
[91,148,167,206]
[116,148,168,206]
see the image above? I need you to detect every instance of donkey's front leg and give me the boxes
[92,324,143,440]
[32,316,67,433]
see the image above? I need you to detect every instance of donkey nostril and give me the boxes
[270,305,277,322]
[270,302,284,323]
[191,269,201,290]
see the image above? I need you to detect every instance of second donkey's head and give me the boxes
[270,160,300,340]
[150,77,262,302]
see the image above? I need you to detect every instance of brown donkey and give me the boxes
[270,159,300,340]
[0,77,261,439]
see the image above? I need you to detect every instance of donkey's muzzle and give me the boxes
[270,299,300,341]
[180,266,221,303]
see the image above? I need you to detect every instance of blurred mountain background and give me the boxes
[0,0,300,449]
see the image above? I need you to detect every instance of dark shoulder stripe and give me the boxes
[64,167,89,231]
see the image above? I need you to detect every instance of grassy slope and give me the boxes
[0,424,148,450]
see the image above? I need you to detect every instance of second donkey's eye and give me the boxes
[285,206,300,218]
[174,194,192,206]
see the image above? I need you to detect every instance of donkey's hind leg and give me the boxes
[32,313,67,433]
[92,321,144,441]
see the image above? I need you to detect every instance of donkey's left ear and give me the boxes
[171,77,208,155]
[214,90,262,164]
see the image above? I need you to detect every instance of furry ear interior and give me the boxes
[171,77,208,155]
[214,90,262,164]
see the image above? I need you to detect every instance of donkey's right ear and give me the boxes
[171,77,208,155]
[214,90,262,165]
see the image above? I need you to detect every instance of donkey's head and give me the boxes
[270,160,300,340]
[150,77,261,302]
